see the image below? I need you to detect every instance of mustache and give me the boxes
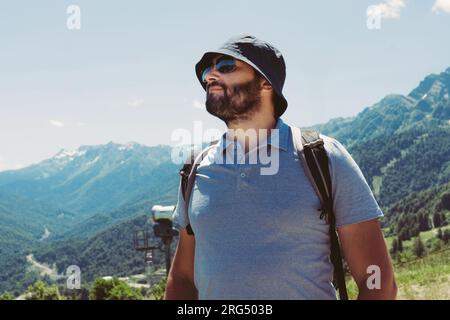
[206,81,226,91]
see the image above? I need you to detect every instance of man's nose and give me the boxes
[204,67,221,85]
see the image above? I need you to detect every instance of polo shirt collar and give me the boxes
[217,118,290,154]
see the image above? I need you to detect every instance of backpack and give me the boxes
[178,126,348,300]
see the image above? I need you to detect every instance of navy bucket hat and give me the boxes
[195,35,288,117]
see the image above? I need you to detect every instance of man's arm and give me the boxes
[338,219,397,300]
[164,227,198,300]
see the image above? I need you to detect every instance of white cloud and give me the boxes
[127,97,145,107]
[50,120,65,128]
[193,99,205,109]
[432,0,450,14]
[76,122,88,127]
[367,0,406,19]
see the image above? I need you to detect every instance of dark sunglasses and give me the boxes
[201,57,237,83]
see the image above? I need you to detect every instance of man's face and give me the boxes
[203,54,263,124]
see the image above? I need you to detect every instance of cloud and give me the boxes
[127,97,145,107]
[193,99,205,109]
[50,120,65,128]
[367,0,406,19]
[432,0,450,14]
[76,122,88,127]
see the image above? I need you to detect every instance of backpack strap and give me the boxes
[178,129,349,300]
[292,126,348,300]
[179,141,219,235]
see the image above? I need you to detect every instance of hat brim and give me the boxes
[195,49,288,117]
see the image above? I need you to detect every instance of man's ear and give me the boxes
[260,78,273,91]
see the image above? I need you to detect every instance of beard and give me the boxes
[205,76,262,124]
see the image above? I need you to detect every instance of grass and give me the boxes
[346,232,450,300]
[385,224,450,251]
[394,249,450,299]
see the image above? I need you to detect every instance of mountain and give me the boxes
[0,142,180,216]
[2,67,450,296]
[54,189,175,241]
[0,142,181,294]
[0,214,167,294]
[308,67,450,242]
[312,67,450,148]
[385,181,450,240]
[32,215,156,283]
[347,126,450,208]
[0,191,77,256]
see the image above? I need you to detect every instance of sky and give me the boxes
[1,0,450,171]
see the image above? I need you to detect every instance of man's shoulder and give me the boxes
[314,133,359,173]
[318,133,347,155]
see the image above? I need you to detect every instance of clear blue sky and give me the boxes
[1,0,450,170]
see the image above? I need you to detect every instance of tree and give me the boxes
[410,226,420,238]
[441,213,448,226]
[149,278,167,300]
[399,227,410,241]
[433,212,442,228]
[397,236,403,253]
[441,192,450,210]
[0,292,14,300]
[26,280,64,300]
[89,277,142,300]
[418,213,430,232]
[108,281,143,300]
[413,236,426,258]
[443,229,450,245]
[437,228,443,240]
[390,238,398,255]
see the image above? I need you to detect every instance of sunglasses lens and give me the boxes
[201,66,212,83]
[201,58,236,83]
[216,59,236,74]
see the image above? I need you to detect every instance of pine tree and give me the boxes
[418,213,430,232]
[443,229,450,245]
[441,192,450,210]
[397,236,403,253]
[433,212,442,228]
[391,238,398,255]
[437,228,443,240]
[441,213,448,226]
[413,236,426,258]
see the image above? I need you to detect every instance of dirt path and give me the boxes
[26,254,59,279]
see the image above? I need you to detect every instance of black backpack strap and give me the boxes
[292,126,348,300]
[179,140,219,235]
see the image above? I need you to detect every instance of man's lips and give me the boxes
[208,86,223,92]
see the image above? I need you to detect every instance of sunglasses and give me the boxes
[201,57,237,83]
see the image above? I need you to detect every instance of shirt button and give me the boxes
[240,172,246,178]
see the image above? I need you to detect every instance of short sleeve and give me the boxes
[321,135,384,227]
[172,179,190,229]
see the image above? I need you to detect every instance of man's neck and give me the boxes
[226,114,277,154]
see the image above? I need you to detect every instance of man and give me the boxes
[165,35,397,300]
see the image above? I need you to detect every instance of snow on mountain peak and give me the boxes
[118,142,139,151]
[54,148,86,160]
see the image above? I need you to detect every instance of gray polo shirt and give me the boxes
[172,118,383,300]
